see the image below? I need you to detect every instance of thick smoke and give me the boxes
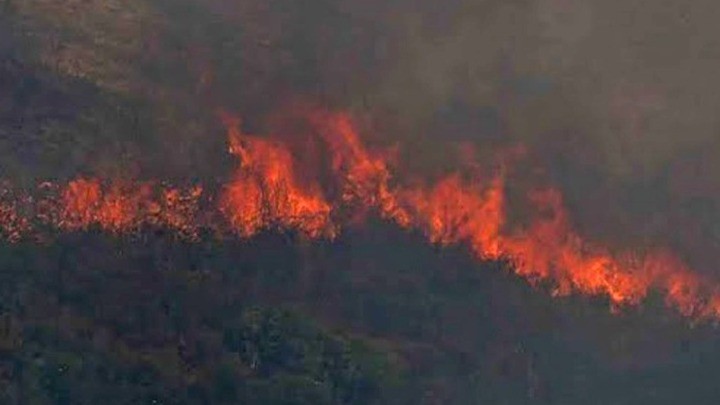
[7,0,720,275]
[141,0,720,277]
[324,0,720,276]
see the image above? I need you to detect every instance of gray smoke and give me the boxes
[7,0,720,274]
[338,0,720,275]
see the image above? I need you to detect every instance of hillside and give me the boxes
[2,1,720,404]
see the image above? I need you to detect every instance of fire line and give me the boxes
[0,107,718,320]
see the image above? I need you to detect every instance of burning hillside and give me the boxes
[5,1,720,402]
[0,105,716,320]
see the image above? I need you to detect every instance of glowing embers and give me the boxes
[0,186,31,242]
[59,178,140,232]
[47,178,203,238]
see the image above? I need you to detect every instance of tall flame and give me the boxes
[1,106,719,320]
[219,112,335,238]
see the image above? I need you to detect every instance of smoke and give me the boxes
[7,0,720,278]
[319,0,720,276]
[124,0,720,277]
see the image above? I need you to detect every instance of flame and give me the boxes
[398,174,506,260]
[26,178,204,239]
[0,106,718,321]
[309,110,411,226]
[500,189,649,305]
[219,113,336,238]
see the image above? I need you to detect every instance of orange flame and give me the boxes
[309,110,411,226]
[0,106,718,321]
[219,113,335,238]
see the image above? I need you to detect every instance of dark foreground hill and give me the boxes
[0,223,718,404]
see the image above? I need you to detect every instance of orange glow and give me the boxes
[500,189,648,305]
[309,110,410,226]
[0,191,30,243]
[18,178,205,239]
[398,174,505,260]
[59,179,150,233]
[219,112,335,238]
[0,106,718,321]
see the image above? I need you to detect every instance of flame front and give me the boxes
[219,112,335,238]
[2,106,719,321]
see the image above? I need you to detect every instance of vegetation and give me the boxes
[1,1,720,404]
[0,228,713,404]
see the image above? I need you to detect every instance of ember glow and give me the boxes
[2,106,720,320]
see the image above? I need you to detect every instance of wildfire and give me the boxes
[219,112,336,238]
[1,106,719,321]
